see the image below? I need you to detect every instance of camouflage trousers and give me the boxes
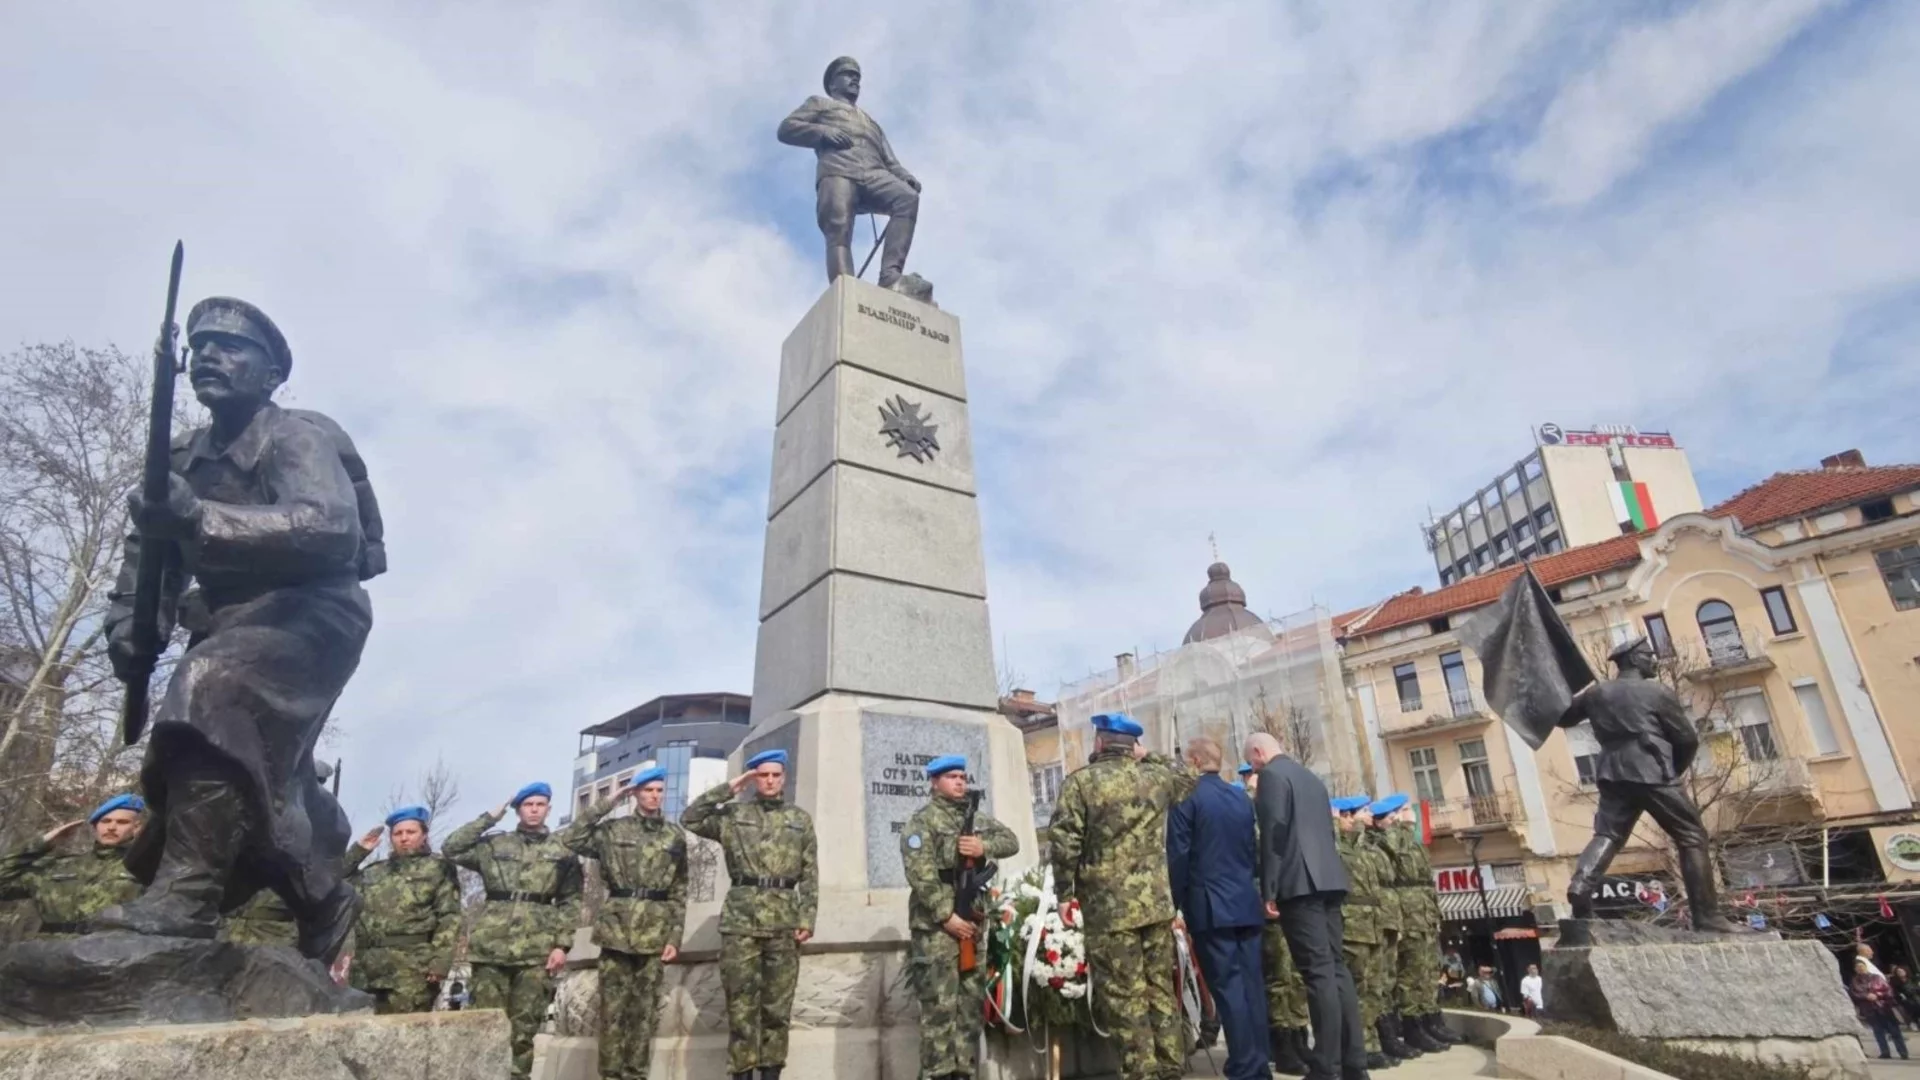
[1393,928,1439,1016]
[225,912,299,948]
[471,962,554,1079]
[908,928,987,1080]
[1087,922,1185,1080]
[719,933,800,1073]
[1261,922,1308,1030]
[352,945,443,1015]
[599,948,666,1080]
[1341,940,1382,1052]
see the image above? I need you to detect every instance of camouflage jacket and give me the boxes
[1335,829,1382,944]
[443,812,584,966]
[342,843,462,982]
[1362,829,1403,933]
[563,798,688,956]
[224,889,299,947]
[682,784,817,937]
[901,795,1021,932]
[1048,748,1197,933]
[1383,822,1440,929]
[0,838,141,937]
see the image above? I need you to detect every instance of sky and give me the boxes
[3,1,1918,829]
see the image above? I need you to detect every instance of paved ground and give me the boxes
[1868,1044,1920,1080]
[1184,1042,1498,1080]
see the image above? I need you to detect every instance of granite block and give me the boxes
[777,276,965,425]
[1544,938,1858,1039]
[767,364,975,518]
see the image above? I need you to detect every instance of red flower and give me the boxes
[1049,976,1065,990]
[1076,962,1087,975]
[1046,950,1060,964]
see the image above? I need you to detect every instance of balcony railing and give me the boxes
[1685,630,1775,679]
[1399,696,1424,713]
[1426,791,1523,834]
[1447,688,1482,719]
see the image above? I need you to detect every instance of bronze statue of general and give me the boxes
[778,56,922,291]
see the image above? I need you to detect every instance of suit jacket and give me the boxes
[1253,755,1349,902]
[1167,773,1266,931]
[1558,675,1698,784]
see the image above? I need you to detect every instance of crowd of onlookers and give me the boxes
[1848,944,1919,1060]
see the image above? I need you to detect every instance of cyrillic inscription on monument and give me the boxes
[856,302,950,344]
[860,710,992,888]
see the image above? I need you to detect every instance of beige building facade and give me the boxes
[1345,454,1920,936]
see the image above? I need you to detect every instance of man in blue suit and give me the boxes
[1168,735,1269,1080]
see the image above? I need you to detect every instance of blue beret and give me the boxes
[510,782,552,807]
[1231,780,1247,791]
[386,805,430,829]
[1237,763,1254,776]
[1370,793,1410,818]
[1090,713,1144,738]
[90,793,146,824]
[630,766,668,788]
[746,749,789,770]
[1331,795,1372,814]
[925,755,967,779]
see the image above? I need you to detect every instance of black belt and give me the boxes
[37,922,87,935]
[745,876,798,890]
[367,932,435,947]
[487,890,559,905]
[608,887,673,902]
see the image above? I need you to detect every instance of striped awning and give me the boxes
[1438,885,1531,920]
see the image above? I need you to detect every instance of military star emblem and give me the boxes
[877,394,940,463]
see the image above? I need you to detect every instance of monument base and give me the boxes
[1545,920,1867,1080]
[0,1009,509,1080]
[0,932,370,1028]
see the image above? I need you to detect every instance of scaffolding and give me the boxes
[1055,605,1367,794]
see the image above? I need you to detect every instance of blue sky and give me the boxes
[3,0,1917,829]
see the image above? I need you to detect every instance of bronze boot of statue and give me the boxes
[1679,845,1747,933]
[93,779,245,939]
[1565,835,1619,919]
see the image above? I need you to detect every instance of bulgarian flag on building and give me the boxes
[1608,481,1659,532]
[1413,800,1434,846]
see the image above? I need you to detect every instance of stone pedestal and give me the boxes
[1544,919,1868,1080]
[0,1009,509,1079]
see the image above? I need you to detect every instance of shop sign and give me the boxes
[1872,826,1920,882]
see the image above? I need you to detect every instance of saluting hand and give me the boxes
[728,772,755,795]
[358,826,385,851]
[42,819,86,845]
[493,801,511,819]
[956,836,985,859]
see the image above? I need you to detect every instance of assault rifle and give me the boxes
[953,788,998,973]
[119,241,187,745]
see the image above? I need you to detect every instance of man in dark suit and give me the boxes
[1244,732,1368,1080]
[1168,736,1269,1080]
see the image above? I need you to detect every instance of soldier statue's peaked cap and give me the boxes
[1090,713,1144,738]
[1331,794,1372,814]
[824,56,861,89]
[186,296,293,376]
[746,749,789,770]
[1608,635,1654,664]
[1370,793,1410,818]
[90,793,145,823]
[629,765,668,788]
[510,781,552,807]
[924,755,967,779]
[385,805,430,829]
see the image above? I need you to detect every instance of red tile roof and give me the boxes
[1342,534,1644,639]
[1707,465,1920,530]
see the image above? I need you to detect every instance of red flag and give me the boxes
[1418,800,1434,846]
[1880,895,1895,920]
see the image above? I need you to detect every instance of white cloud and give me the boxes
[2,1,1916,830]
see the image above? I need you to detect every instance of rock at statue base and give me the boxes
[0,1009,508,1080]
[0,931,369,1028]
[1545,918,1868,1080]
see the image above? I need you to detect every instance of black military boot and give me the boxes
[1378,1015,1418,1059]
[731,1071,752,1080]
[93,780,245,940]
[757,1067,782,1080]
[1401,1013,1447,1052]
[1366,1050,1391,1071]
[1424,1012,1463,1044]
[1270,1026,1309,1076]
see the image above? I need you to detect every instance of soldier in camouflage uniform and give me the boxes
[1360,804,1421,1062]
[902,755,1021,1080]
[342,805,462,1014]
[445,782,585,1080]
[0,794,146,939]
[1048,712,1198,1080]
[563,766,688,1080]
[1378,801,1457,1047]
[682,749,817,1080]
[1332,796,1392,1070]
[1262,916,1311,1075]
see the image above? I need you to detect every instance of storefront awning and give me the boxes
[1438,885,1531,920]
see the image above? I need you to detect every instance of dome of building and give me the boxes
[1182,561,1274,644]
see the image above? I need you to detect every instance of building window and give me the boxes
[1759,586,1796,635]
[1863,498,1895,523]
[1030,763,1063,804]
[1793,682,1841,756]
[658,742,694,820]
[1514,518,1534,542]
[1474,547,1492,569]
[1502,473,1521,496]
[1643,613,1675,658]
[1439,568,1454,586]
[1457,738,1500,824]
[1495,534,1512,557]
[1542,533,1563,553]
[1728,691,1779,762]
[1440,651,1473,717]
[1393,662,1422,712]
[1465,500,1481,521]
[1565,722,1600,786]
[1876,544,1920,611]
[1697,600,1746,664]
[1535,505,1557,529]
[1409,747,1444,805]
